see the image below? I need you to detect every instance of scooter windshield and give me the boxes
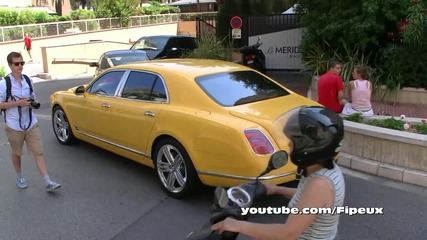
[270,106,302,151]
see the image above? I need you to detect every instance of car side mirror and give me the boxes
[89,62,99,67]
[75,85,85,95]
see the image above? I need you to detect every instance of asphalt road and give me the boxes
[0,78,426,240]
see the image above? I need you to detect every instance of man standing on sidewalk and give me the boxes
[24,33,33,63]
[0,51,60,192]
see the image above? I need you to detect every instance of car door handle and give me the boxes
[101,103,110,108]
[144,111,155,117]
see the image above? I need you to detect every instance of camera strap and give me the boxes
[18,105,32,131]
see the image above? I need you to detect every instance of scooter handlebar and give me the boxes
[185,225,238,240]
[239,181,267,200]
[185,226,216,240]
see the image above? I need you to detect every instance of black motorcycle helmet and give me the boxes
[273,106,344,168]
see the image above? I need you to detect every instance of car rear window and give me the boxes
[195,71,290,107]
[110,54,149,65]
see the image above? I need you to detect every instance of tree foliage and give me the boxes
[297,0,427,89]
[91,0,140,18]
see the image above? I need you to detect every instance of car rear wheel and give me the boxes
[153,138,200,198]
[52,106,76,145]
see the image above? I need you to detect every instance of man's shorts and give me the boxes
[5,124,43,156]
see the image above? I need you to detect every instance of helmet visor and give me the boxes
[270,107,302,151]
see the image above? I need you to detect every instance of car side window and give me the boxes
[121,71,167,102]
[87,71,125,96]
[178,38,197,50]
[99,56,110,70]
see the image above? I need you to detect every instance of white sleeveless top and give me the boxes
[288,163,345,240]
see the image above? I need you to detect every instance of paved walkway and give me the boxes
[268,71,427,119]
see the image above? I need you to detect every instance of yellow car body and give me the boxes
[50,59,321,197]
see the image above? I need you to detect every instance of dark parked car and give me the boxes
[129,35,198,59]
[90,49,150,76]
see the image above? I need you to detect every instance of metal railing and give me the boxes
[0,14,180,43]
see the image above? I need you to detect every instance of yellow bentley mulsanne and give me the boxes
[50,59,320,198]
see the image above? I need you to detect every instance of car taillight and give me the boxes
[245,55,254,60]
[244,129,274,155]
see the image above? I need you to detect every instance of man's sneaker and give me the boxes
[16,178,28,189]
[46,181,61,192]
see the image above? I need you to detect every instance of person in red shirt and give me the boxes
[317,60,347,113]
[23,33,33,62]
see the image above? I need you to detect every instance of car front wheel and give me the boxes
[153,138,200,198]
[52,106,76,145]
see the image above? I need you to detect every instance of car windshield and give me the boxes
[131,37,169,50]
[110,54,149,66]
[195,71,290,107]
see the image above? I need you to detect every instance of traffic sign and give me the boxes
[230,16,243,29]
[232,29,241,39]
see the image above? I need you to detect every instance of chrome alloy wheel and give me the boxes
[156,144,187,193]
[53,109,70,142]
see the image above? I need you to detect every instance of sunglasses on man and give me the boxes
[12,61,25,66]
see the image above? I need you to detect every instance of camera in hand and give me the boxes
[28,97,41,109]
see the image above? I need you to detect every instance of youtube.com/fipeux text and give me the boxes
[241,206,384,216]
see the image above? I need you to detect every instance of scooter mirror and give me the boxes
[258,150,288,177]
[270,150,288,169]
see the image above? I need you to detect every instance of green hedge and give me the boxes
[0,5,181,27]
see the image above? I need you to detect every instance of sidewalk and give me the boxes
[267,71,427,119]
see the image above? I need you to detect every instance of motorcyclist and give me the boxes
[211,106,346,240]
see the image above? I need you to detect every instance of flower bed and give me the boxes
[344,113,427,135]
[338,114,427,187]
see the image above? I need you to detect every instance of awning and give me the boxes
[52,58,99,66]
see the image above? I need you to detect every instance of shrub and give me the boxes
[183,34,234,61]
[0,66,6,78]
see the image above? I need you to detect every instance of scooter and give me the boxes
[185,150,289,240]
[239,36,267,74]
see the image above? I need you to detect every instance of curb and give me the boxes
[338,152,427,188]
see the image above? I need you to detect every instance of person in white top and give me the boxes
[211,106,345,240]
[342,65,374,116]
[0,51,61,192]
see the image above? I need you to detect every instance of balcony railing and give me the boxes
[0,14,180,43]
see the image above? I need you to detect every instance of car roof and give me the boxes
[104,49,148,57]
[115,59,251,79]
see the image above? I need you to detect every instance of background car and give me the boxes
[50,59,320,198]
[129,35,197,59]
[90,49,151,76]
